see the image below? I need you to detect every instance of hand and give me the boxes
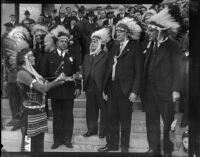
[74,89,81,98]
[65,76,74,82]
[55,73,66,82]
[103,92,108,101]
[129,92,137,103]
[172,91,180,103]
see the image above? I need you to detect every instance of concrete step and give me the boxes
[2,113,187,136]
[1,128,187,153]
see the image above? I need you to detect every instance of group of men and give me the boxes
[2,3,189,156]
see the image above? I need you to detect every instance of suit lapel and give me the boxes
[93,51,106,66]
[53,50,63,62]
[119,41,132,59]
[154,39,169,66]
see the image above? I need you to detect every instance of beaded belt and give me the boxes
[23,101,45,109]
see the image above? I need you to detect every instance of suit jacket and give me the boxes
[58,16,71,29]
[103,18,118,27]
[142,39,184,100]
[83,51,108,92]
[41,49,81,99]
[114,13,128,23]
[104,40,143,97]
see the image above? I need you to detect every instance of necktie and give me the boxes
[61,51,64,58]
[153,42,158,52]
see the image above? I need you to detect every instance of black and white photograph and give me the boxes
[1,0,199,157]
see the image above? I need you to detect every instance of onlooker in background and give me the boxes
[127,6,135,18]
[21,10,35,27]
[36,14,47,26]
[47,9,60,31]
[95,6,103,21]
[58,9,69,29]
[66,6,72,17]
[82,10,99,58]
[103,9,116,27]
[134,10,143,21]
[68,16,82,67]
[71,10,77,17]
[96,10,107,29]
[76,8,88,63]
[140,5,148,14]
[8,14,18,27]
[115,5,128,24]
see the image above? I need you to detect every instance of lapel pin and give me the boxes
[69,57,73,62]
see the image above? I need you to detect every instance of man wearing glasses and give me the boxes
[98,17,143,152]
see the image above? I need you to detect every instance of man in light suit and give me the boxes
[98,17,143,152]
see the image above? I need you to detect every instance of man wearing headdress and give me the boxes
[41,25,81,149]
[141,7,184,157]
[82,28,110,138]
[98,17,143,152]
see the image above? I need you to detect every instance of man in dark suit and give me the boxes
[82,10,99,58]
[141,8,184,157]
[8,14,18,27]
[76,8,88,63]
[82,28,110,139]
[58,10,70,29]
[98,18,143,152]
[115,5,128,24]
[21,10,35,26]
[41,25,81,149]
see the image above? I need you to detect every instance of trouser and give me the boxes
[143,84,174,154]
[106,80,133,149]
[7,83,21,122]
[21,127,45,152]
[51,99,74,144]
[85,80,106,134]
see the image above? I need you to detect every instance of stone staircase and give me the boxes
[1,92,188,154]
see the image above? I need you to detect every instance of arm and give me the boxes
[17,70,64,94]
[132,42,143,95]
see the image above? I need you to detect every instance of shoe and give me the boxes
[146,149,160,156]
[51,143,62,149]
[164,153,172,157]
[65,142,73,148]
[98,145,119,152]
[99,133,106,139]
[121,147,129,152]
[83,131,97,137]
[11,125,21,131]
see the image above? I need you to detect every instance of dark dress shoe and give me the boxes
[65,142,73,148]
[146,149,161,156]
[99,133,106,139]
[98,145,119,152]
[51,143,62,149]
[83,131,97,137]
[11,125,21,131]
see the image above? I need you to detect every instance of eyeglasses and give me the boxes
[116,29,125,33]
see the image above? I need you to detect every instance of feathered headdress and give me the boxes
[32,24,48,35]
[148,7,181,38]
[116,17,142,40]
[44,25,70,52]
[3,38,29,70]
[91,27,111,45]
[8,26,30,41]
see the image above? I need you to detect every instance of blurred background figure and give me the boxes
[21,10,35,26]
[71,10,77,17]
[8,14,18,27]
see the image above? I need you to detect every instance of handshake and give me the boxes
[55,72,82,82]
